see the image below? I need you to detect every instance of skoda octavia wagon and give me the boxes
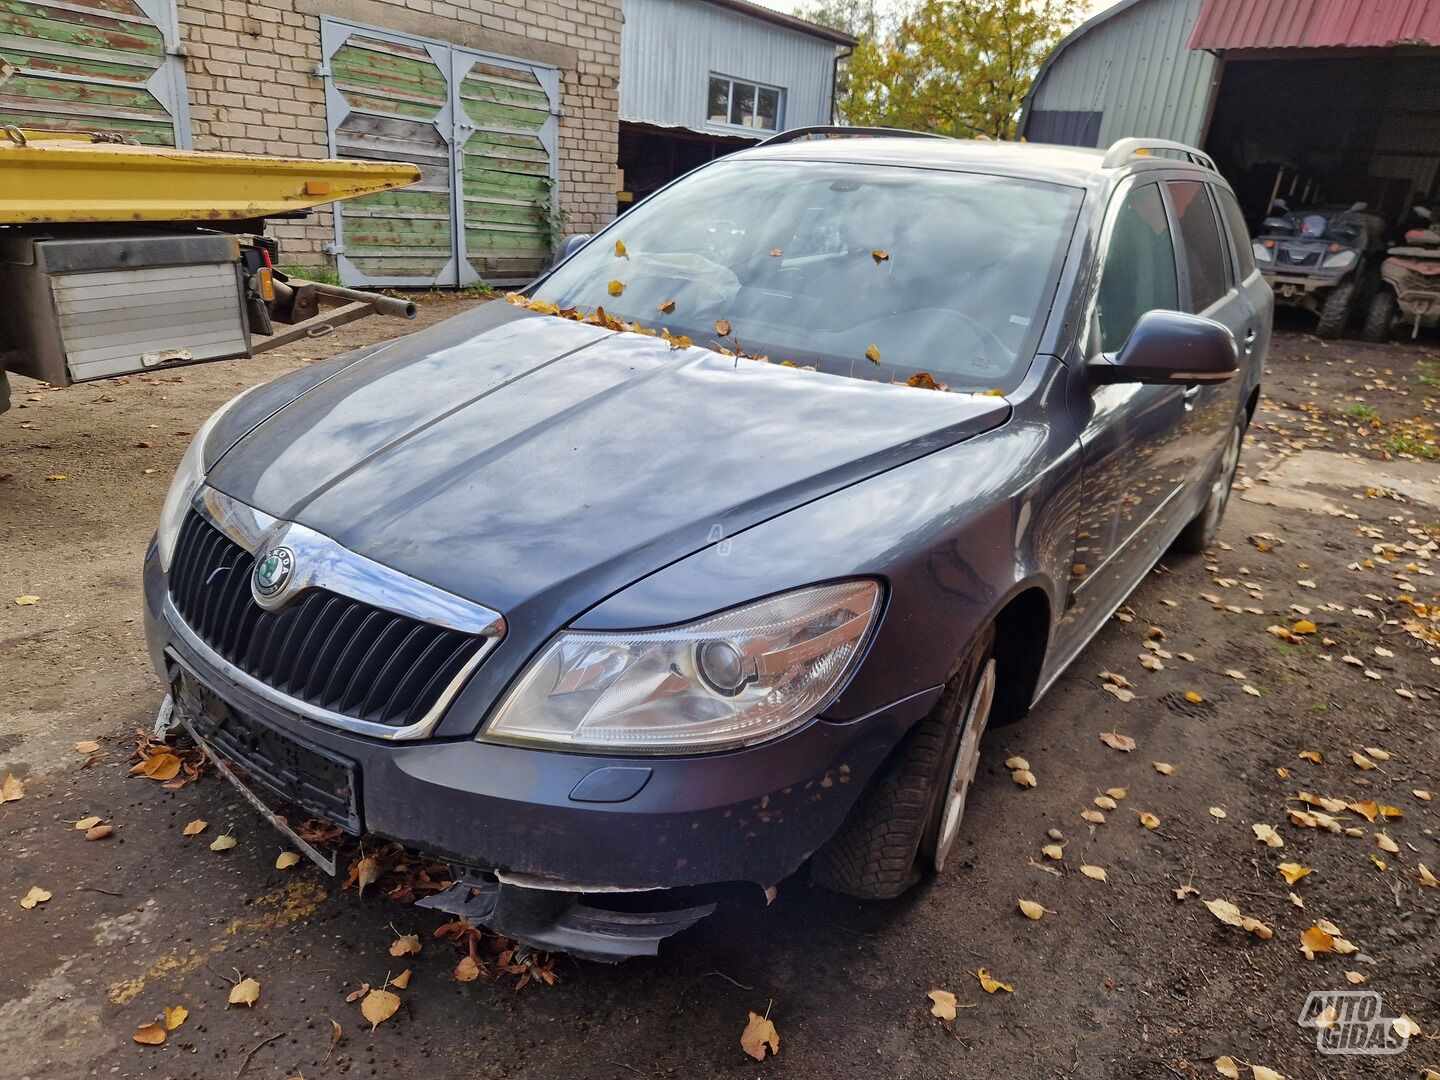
[143,129,1271,960]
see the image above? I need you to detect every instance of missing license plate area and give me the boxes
[174,669,362,837]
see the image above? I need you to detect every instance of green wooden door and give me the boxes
[0,0,188,145]
[451,49,558,285]
[321,18,558,289]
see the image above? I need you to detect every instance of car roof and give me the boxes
[732,136,1216,188]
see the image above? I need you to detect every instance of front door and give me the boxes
[1067,180,1191,634]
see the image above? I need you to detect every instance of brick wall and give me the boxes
[175,0,620,267]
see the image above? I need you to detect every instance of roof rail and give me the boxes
[1101,137,1216,172]
[759,125,950,146]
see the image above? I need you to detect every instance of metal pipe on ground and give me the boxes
[281,278,418,320]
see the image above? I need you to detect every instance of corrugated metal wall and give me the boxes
[620,0,836,133]
[1026,0,1217,148]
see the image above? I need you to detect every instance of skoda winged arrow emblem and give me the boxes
[251,546,295,603]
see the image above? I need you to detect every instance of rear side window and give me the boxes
[1167,180,1228,311]
[1097,183,1178,353]
[1214,186,1256,278]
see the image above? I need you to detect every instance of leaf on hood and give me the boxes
[1153,761,1176,775]
[614,240,627,258]
[871,249,889,264]
[606,280,624,297]
[228,977,261,1007]
[715,318,731,337]
[361,988,400,1031]
[974,967,1013,994]
[389,934,422,957]
[1277,863,1311,885]
[74,740,100,754]
[275,851,301,870]
[132,1023,166,1046]
[927,989,957,1020]
[1079,864,1107,883]
[162,1004,188,1030]
[182,819,208,836]
[1252,824,1284,848]
[0,774,24,802]
[19,886,50,909]
[741,1010,781,1060]
[1017,899,1047,920]
[210,834,237,852]
[864,344,881,364]
[1099,730,1136,752]
[657,299,675,314]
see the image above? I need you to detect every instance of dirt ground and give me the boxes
[1,306,1438,1080]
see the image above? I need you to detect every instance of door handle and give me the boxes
[1243,329,1257,354]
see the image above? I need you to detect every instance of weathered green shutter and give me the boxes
[0,0,188,145]
[321,17,557,289]
[452,50,558,284]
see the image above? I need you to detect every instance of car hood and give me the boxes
[207,302,1010,627]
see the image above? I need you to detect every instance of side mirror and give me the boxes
[558,233,592,263]
[1090,310,1238,386]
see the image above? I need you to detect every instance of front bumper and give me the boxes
[142,541,933,895]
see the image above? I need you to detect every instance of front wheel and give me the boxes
[810,625,997,899]
[1315,280,1357,339]
[1174,411,1246,554]
[1362,289,1397,343]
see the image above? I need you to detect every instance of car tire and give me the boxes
[809,624,997,900]
[1315,280,1357,339]
[1362,289,1396,343]
[1173,410,1246,554]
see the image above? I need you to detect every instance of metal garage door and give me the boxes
[0,0,189,145]
[320,18,559,288]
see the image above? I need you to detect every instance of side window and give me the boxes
[1214,186,1257,278]
[1167,180,1228,311]
[1097,183,1179,353]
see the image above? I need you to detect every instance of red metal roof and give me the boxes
[1188,0,1440,50]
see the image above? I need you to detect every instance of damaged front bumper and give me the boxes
[144,544,934,959]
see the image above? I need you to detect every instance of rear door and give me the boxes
[1163,179,1250,487]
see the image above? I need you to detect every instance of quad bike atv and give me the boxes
[1253,200,1387,338]
[1365,206,1440,342]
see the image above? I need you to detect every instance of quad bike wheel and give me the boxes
[1315,280,1357,339]
[1362,289,1397,343]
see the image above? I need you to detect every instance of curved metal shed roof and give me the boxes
[1188,0,1440,50]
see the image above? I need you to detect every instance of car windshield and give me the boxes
[533,160,1083,391]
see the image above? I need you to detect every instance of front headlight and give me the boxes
[1252,242,1272,263]
[1323,249,1357,270]
[156,390,254,571]
[484,580,882,753]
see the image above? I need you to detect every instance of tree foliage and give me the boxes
[804,0,1082,140]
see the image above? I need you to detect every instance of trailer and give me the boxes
[0,128,422,413]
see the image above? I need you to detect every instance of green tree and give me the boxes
[834,0,1082,139]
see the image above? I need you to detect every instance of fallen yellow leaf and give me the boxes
[1376,832,1400,854]
[1011,768,1037,788]
[865,344,881,364]
[606,280,624,297]
[1017,899,1046,920]
[74,816,102,831]
[1277,863,1311,885]
[132,1023,166,1046]
[1252,823,1284,848]
[1138,811,1160,830]
[927,989,957,1020]
[715,318,731,336]
[1298,750,1323,764]
[974,967,1013,994]
[228,977,261,1007]
[182,819,208,836]
[740,1010,780,1060]
[1079,864,1107,883]
[141,753,181,782]
[614,240,627,258]
[163,1005,188,1030]
[1184,690,1204,703]
[1214,1057,1240,1079]
[1099,730,1136,752]
[1041,843,1064,860]
[0,774,24,802]
[19,886,50,909]
[1419,863,1438,888]
[360,988,400,1031]
[74,740,100,754]
[13,595,40,606]
[390,934,422,957]
[391,969,412,989]
[454,955,481,982]
[1152,761,1175,775]
[275,851,301,870]
[210,834,237,852]
[85,824,113,841]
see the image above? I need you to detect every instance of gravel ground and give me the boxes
[1,308,1437,1080]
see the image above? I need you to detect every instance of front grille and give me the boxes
[169,510,482,729]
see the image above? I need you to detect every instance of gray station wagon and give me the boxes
[143,129,1271,960]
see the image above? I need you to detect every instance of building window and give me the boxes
[707,75,782,131]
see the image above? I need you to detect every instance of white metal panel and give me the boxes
[52,262,247,380]
[1028,0,1217,147]
[620,0,838,134]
